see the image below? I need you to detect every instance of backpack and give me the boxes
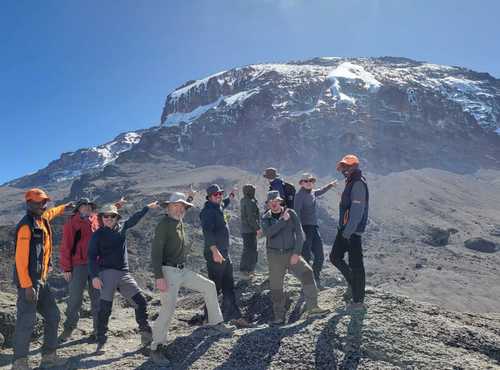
[283,181,296,209]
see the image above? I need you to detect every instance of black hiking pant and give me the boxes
[301,225,324,282]
[206,258,241,321]
[240,232,258,273]
[330,231,365,303]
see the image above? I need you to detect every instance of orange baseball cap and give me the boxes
[25,188,51,202]
[336,154,360,170]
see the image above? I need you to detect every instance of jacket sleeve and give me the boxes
[200,209,217,247]
[342,182,367,239]
[151,220,168,279]
[291,211,304,254]
[314,183,334,197]
[42,204,67,222]
[123,207,149,232]
[222,197,231,210]
[59,220,74,272]
[261,215,288,238]
[253,203,261,230]
[293,191,304,224]
[88,232,100,278]
[15,225,33,288]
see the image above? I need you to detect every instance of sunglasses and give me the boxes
[212,192,224,197]
[302,179,315,183]
[102,214,117,219]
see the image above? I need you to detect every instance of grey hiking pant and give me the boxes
[13,283,60,360]
[96,269,150,344]
[63,264,100,333]
[267,250,318,320]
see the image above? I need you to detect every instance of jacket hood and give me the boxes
[243,184,256,198]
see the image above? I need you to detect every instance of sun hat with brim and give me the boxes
[206,184,224,198]
[299,173,317,184]
[336,154,360,170]
[263,168,280,180]
[162,192,194,208]
[25,188,51,202]
[98,204,121,218]
[267,190,283,203]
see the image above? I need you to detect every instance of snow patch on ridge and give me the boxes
[328,62,382,92]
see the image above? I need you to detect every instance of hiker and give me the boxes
[261,191,329,325]
[330,155,369,310]
[263,167,295,209]
[88,200,159,353]
[200,184,248,326]
[59,198,100,342]
[12,189,73,370]
[294,173,337,288]
[239,184,262,280]
[150,192,232,366]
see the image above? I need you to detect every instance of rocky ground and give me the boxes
[0,273,499,370]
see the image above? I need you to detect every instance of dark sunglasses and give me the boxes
[303,179,315,183]
[212,192,224,197]
[102,214,117,219]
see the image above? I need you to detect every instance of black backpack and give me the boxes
[283,181,296,209]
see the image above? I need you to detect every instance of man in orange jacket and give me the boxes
[12,188,73,370]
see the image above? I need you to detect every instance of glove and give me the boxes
[25,287,37,304]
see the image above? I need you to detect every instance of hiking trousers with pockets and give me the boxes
[267,250,318,321]
[151,266,224,350]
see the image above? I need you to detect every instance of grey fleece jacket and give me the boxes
[294,184,334,226]
[261,208,304,254]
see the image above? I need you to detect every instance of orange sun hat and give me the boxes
[336,154,360,170]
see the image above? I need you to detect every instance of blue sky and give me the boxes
[1,0,499,184]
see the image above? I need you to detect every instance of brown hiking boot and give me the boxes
[40,351,67,368]
[11,358,31,370]
[306,306,330,318]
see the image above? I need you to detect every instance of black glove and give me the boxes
[25,287,37,304]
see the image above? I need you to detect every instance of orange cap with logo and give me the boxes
[25,188,51,202]
[336,154,360,170]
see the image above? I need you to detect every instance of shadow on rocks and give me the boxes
[315,309,366,370]
[213,319,312,370]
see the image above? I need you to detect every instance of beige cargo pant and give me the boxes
[151,266,223,350]
[267,250,318,320]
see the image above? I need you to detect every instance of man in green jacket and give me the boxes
[261,191,329,326]
[239,184,261,280]
[150,192,232,366]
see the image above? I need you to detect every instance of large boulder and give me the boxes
[424,226,450,247]
[464,238,498,253]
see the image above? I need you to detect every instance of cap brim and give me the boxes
[164,200,194,208]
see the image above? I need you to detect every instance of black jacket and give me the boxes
[199,198,231,259]
[88,207,148,278]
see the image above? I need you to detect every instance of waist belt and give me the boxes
[165,263,185,269]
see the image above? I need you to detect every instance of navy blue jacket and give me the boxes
[199,198,231,259]
[88,207,149,278]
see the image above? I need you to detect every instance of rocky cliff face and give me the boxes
[6,57,500,188]
[156,57,500,175]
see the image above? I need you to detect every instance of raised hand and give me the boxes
[147,201,160,209]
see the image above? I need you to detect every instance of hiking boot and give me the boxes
[306,306,330,318]
[270,318,286,327]
[140,330,153,347]
[343,286,353,302]
[11,358,31,370]
[58,327,73,343]
[230,318,252,328]
[150,349,170,366]
[40,351,67,368]
[239,271,251,281]
[207,322,235,334]
[95,341,107,354]
[346,302,366,312]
